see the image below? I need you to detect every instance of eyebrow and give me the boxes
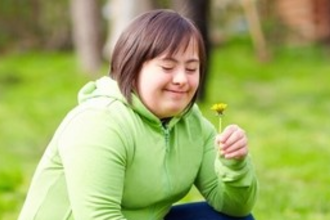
[160,57,200,64]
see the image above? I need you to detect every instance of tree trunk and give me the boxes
[242,0,270,61]
[103,0,152,59]
[70,0,103,74]
[170,0,211,101]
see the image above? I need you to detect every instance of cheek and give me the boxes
[191,75,200,90]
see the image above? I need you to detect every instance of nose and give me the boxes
[172,69,188,85]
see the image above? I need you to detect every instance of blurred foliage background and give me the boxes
[1,0,330,219]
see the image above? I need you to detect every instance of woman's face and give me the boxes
[136,39,200,119]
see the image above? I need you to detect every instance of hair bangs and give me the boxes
[144,14,198,59]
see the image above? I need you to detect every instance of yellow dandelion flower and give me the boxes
[211,103,228,116]
[211,102,228,133]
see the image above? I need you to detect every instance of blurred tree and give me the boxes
[241,0,270,61]
[70,0,103,74]
[0,0,39,51]
[150,0,171,8]
[38,1,72,50]
[0,0,72,52]
[103,0,152,60]
[170,0,211,101]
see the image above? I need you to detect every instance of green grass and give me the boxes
[1,41,330,219]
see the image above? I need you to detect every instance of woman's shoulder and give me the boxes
[75,96,133,119]
[56,98,134,139]
[185,104,216,132]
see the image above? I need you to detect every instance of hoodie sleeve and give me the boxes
[58,107,128,220]
[194,119,258,217]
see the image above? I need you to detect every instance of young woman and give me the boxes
[19,9,258,220]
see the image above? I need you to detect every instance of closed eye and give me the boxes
[161,66,174,72]
[186,68,198,73]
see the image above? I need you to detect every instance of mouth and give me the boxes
[164,89,187,94]
[163,89,189,100]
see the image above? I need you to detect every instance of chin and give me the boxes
[167,106,186,116]
[160,101,189,116]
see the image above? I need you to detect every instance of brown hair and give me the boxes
[110,9,206,110]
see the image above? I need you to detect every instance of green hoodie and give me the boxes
[18,76,258,220]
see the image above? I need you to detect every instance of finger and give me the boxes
[215,134,222,146]
[223,147,248,159]
[222,137,248,155]
[222,128,246,150]
[219,124,240,143]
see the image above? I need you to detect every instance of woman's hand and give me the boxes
[215,124,249,160]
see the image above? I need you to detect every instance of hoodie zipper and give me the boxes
[163,126,170,152]
[161,125,172,193]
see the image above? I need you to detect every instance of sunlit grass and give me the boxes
[1,41,330,219]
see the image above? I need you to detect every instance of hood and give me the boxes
[78,76,162,126]
[78,76,126,104]
[78,76,190,129]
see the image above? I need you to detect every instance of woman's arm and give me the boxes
[58,108,128,220]
[194,120,258,217]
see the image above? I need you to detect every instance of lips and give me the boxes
[165,89,187,94]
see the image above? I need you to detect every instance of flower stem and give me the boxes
[217,116,224,158]
[218,117,222,133]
